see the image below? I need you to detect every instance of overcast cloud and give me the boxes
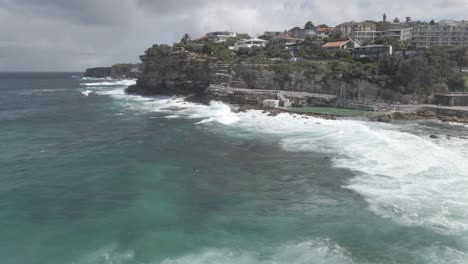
[0,0,467,71]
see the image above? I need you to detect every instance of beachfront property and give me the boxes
[230,38,268,50]
[352,45,393,59]
[412,20,468,48]
[322,38,360,50]
[205,31,237,43]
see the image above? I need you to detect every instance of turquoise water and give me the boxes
[1,73,468,263]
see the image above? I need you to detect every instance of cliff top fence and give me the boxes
[335,97,400,111]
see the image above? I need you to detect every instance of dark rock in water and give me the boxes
[377,115,392,123]
[430,135,439,139]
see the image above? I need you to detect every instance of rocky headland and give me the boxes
[84,63,142,79]
[85,42,468,124]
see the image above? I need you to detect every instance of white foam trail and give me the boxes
[74,244,134,264]
[162,239,354,264]
[81,77,112,81]
[81,90,93,96]
[80,80,136,87]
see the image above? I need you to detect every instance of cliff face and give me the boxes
[125,47,427,105]
[126,49,212,96]
[84,64,141,79]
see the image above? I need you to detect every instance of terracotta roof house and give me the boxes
[316,27,335,38]
[271,33,302,46]
[321,38,360,50]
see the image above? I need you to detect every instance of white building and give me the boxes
[412,20,468,48]
[350,31,385,45]
[386,27,412,41]
[205,31,237,43]
[230,38,268,50]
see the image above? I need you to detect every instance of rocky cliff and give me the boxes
[126,48,211,96]
[125,46,426,106]
[84,63,142,79]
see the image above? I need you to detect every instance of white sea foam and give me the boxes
[80,80,136,87]
[81,77,112,81]
[162,239,354,264]
[74,244,134,264]
[81,85,468,236]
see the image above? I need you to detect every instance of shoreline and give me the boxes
[229,103,468,124]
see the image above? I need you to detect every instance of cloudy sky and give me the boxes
[0,0,467,71]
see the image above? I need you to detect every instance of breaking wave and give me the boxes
[80,80,468,236]
[80,80,136,87]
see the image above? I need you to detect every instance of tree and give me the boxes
[378,55,403,76]
[374,36,401,49]
[318,24,329,28]
[454,46,468,72]
[448,73,466,91]
[393,17,400,24]
[289,26,302,32]
[304,35,318,43]
[304,21,315,30]
[405,16,412,23]
[180,34,191,45]
[429,20,436,25]
[383,13,387,22]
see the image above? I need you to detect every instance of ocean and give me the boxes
[1,72,468,264]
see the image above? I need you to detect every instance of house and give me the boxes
[289,29,316,40]
[263,31,283,39]
[394,49,425,58]
[316,27,335,39]
[271,33,303,47]
[204,31,237,43]
[322,38,360,50]
[230,38,268,50]
[352,45,393,59]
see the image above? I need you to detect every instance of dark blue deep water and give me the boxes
[1,73,468,264]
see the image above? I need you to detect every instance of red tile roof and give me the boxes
[316,27,335,32]
[322,40,350,48]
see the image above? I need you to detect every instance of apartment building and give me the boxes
[412,20,468,48]
[386,27,413,41]
[336,21,376,37]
